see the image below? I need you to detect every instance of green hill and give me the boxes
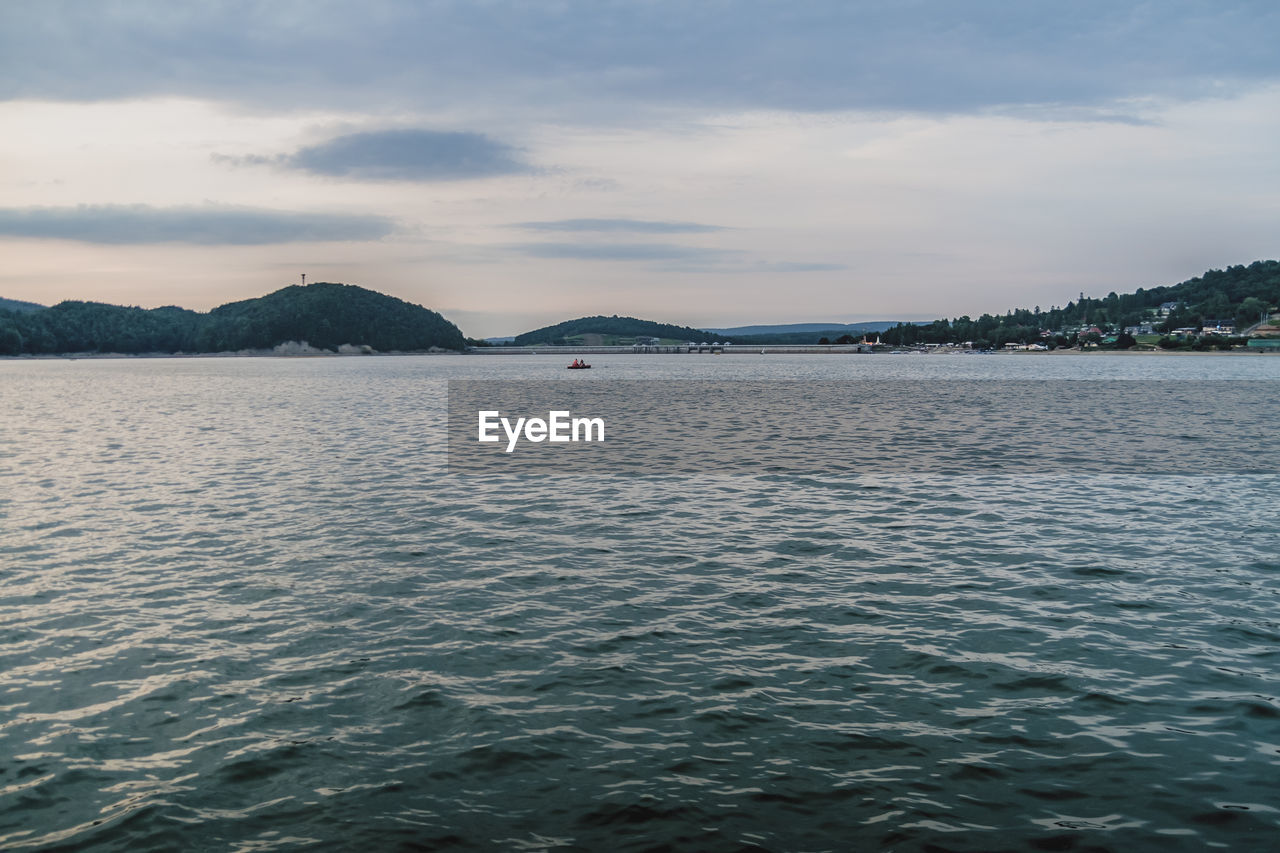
[0,282,464,355]
[878,260,1280,348]
[198,283,464,352]
[513,315,729,346]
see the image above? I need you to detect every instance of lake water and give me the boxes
[1,353,1278,851]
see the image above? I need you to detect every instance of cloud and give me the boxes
[3,2,1278,118]
[647,259,848,275]
[516,218,723,234]
[509,242,733,263]
[508,241,844,272]
[752,261,846,273]
[268,129,531,181]
[0,205,395,245]
[988,103,1158,126]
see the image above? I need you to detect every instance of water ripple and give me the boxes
[1,356,1278,850]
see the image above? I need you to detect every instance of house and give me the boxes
[1157,301,1182,317]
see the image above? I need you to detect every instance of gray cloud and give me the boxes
[510,242,733,263]
[752,261,846,273]
[509,242,843,273]
[274,129,530,181]
[0,205,395,245]
[516,219,723,234]
[2,2,1277,118]
[647,259,848,275]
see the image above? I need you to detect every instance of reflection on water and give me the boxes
[1,354,1278,851]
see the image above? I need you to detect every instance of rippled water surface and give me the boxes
[1,354,1278,851]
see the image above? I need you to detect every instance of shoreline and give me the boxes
[0,349,464,361]
[2,347,1275,361]
[1010,347,1276,356]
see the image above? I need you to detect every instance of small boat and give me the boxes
[567,362,591,369]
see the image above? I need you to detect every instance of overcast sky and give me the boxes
[2,1,1278,336]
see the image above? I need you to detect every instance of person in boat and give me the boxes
[571,358,580,367]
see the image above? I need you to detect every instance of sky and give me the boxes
[1,1,1278,337]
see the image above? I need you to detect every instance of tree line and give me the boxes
[0,282,465,355]
[877,260,1280,348]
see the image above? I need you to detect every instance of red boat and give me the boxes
[567,362,591,369]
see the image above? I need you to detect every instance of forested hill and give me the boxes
[0,282,465,355]
[879,260,1280,348]
[513,315,726,345]
[200,284,464,352]
[0,297,45,314]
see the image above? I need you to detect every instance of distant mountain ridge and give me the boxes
[510,316,912,345]
[0,282,464,355]
[704,321,904,336]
